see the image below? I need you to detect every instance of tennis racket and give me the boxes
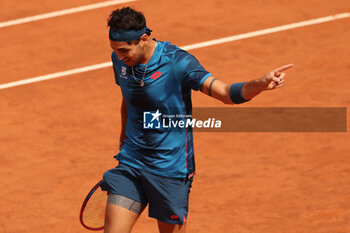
[79,180,108,231]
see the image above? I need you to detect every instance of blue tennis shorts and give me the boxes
[101,163,193,225]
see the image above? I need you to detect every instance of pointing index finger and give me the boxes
[274,64,294,72]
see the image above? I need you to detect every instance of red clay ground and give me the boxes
[0,0,350,232]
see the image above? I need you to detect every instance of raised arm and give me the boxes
[200,64,294,104]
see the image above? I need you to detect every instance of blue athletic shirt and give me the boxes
[112,39,211,178]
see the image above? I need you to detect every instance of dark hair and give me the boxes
[108,7,150,44]
[108,7,149,31]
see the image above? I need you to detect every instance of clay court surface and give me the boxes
[1,0,350,232]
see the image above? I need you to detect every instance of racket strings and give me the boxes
[82,187,107,228]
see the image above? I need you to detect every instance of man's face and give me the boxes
[110,40,144,67]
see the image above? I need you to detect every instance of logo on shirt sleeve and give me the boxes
[143,109,162,129]
[119,66,128,79]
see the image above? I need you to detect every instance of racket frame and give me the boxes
[79,180,106,231]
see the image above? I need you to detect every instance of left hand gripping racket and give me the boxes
[79,180,108,231]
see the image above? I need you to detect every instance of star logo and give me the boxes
[143,109,162,129]
[150,109,162,122]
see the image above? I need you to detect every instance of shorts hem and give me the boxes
[149,214,186,225]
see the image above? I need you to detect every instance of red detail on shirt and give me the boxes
[151,71,162,80]
[170,215,179,219]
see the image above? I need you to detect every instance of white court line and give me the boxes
[0,62,113,90]
[0,0,136,28]
[182,12,350,51]
[0,12,349,90]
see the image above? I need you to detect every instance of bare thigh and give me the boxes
[104,203,141,233]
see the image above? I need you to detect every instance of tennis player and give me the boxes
[102,7,293,233]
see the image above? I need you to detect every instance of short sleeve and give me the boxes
[174,50,211,91]
[111,52,120,86]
